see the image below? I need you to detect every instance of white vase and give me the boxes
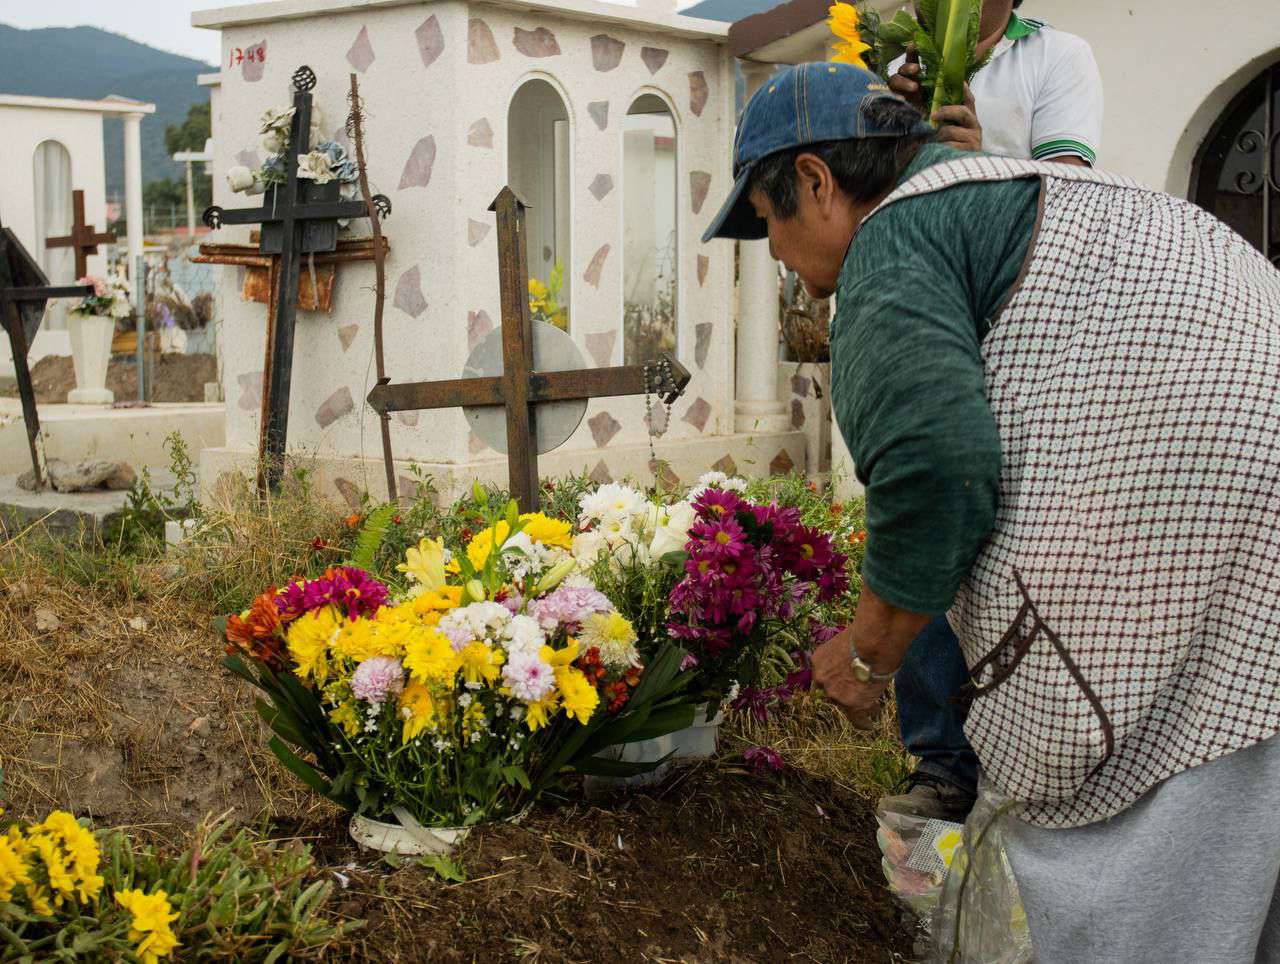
[66,311,115,405]
[670,703,724,761]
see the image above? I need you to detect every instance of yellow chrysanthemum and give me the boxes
[286,606,342,684]
[0,830,31,903]
[555,667,599,725]
[330,700,361,738]
[399,683,439,742]
[446,521,512,574]
[524,696,559,732]
[579,611,640,668]
[404,626,460,685]
[26,811,103,906]
[518,512,573,550]
[397,537,447,590]
[458,641,504,686]
[116,888,180,964]
[412,584,463,619]
[828,2,871,68]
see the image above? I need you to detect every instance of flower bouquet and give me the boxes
[72,274,133,323]
[223,491,695,848]
[666,484,849,713]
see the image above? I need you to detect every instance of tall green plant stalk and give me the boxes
[931,0,975,117]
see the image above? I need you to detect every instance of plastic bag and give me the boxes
[927,782,1033,964]
[875,807,961,920]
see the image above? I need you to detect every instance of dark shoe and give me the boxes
[878,772,976,823]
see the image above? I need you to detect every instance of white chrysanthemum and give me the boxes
[689,471,748,501]
[580,611,641,669]
[579,483,646,527]
[502,614,547,656]
[439,600,511,650]
[572,529,609,570]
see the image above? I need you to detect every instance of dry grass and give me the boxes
[159,470,352,613]
[726,693,913,805]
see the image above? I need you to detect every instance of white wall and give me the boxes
[0,105,109,280]
[205,0,736,484]
[1029,0,1280,195]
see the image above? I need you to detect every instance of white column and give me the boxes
[735,61,790,435]
[123,113,145,278]
[184,160,196,237]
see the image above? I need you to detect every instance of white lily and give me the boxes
[295,151,337,184]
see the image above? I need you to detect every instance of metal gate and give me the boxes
[1191,63,1279,266]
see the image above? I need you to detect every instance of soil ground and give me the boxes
[0,353,216,404]
[0,566,913,962]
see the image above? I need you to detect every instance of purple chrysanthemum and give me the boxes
[743,746,784,773]
[276,566,388,621]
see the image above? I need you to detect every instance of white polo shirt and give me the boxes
[892,14,1104,164]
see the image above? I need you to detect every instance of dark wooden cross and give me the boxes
[202,64,390,493]
[44,190,116,279]
[367,187,691,513]
[0,215,92,487]
[191,233,388,493]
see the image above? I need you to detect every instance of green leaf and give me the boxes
[500,765,532,791]
[931,0,974,114]
[348,503,397,571]
[267,736,331,796]
[417,853,466,883]
[573,752,673,777]
[211,614,230,637]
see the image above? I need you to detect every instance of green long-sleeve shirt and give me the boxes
[830,144,1039,615]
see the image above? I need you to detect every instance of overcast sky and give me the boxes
[2,0,708,65]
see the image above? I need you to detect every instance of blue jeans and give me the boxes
[895,615,979,796]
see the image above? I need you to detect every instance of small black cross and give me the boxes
[44,190,115,279]
[368,187,690,513]
[203,65,390,493]
[0,214,92,488]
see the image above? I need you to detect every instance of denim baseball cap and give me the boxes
[702,62,931,243]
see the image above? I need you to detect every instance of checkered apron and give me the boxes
[867,156,1280,829]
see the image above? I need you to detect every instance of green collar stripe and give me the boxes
[1033,139,1097,164]
[1006,13,1046,41]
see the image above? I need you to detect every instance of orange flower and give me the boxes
[344,513,362,530]
[225,589,287,670]
[852,530,867,544]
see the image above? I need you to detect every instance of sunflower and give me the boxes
[828,2,871,69]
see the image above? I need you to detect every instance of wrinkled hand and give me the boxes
[813,626,892,731]
[933,86,982,152]
[888,43,925,110]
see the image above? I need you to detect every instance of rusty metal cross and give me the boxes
[367,187,690,512]
[44,190,116,279]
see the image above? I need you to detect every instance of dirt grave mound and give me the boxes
[0,568,912,961]
[0,353,217,405]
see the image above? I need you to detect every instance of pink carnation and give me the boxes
[351,656,404,703]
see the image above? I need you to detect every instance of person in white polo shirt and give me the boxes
[875,0,1105,826]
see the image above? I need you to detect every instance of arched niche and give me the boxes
[622,92,678,366]
[32,139,73,330]
[1189,60,1279,265]
[508,77,572,330]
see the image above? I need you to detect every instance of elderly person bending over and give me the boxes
[702,63,1280,962]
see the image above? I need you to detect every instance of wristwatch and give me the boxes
[849,636,897,684]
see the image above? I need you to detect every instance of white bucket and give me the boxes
[584,732,677,793]
[670,703,724,760]
[349,808,470,856]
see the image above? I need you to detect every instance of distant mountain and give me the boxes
[0,24,212,194]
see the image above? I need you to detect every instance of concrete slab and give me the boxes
[0,400,225,476]
[0,470,177,541]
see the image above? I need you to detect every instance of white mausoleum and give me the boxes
[193,0,807,505]
[0,93,154,374]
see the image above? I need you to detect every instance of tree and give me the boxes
[140,100,214,231]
